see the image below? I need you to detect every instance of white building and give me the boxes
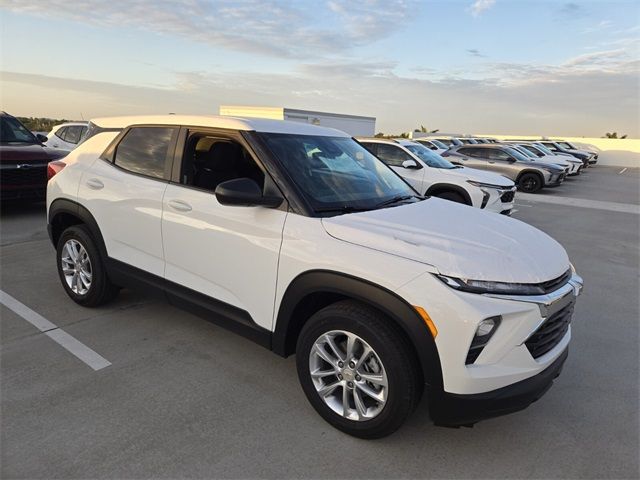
[219,106,376,137]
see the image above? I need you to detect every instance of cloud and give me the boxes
[0,0,417,59]
[3,49,638,138]
[558,2,587,18]
[467,49,486,58]
[469,0,496,17]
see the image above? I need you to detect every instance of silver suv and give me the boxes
[443,144,565,193]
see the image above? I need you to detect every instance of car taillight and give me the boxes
[47,160,66,180]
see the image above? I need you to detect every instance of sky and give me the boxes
[1,0,639,137]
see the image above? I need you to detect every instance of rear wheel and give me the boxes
[56,225,119,307]
[518,173,543,193]
[433,191,467,204]
[296,300,422,438]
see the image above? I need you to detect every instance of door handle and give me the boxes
[167,199,192,212]
[86,178,104,190]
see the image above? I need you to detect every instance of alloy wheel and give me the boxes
[309,330,388,421]
[61,239,93,295]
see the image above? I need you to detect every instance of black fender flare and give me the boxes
[273,270,444,390]
[425,183,472,205]
[48,198,108,258]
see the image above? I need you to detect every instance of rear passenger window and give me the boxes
[55,127,67,140]
[459,147,483,158]
[114,127,177,179]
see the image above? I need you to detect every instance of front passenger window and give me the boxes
[376,144,413,167]
[180,135,264,193]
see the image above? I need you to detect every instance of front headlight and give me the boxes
[466,180,505,189]
[436,274,546,295]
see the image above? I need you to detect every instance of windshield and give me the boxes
[404,143,456,169]
[0,116,38,144]
[260,133,417,214]
[503,147,532,162]
[514,145,538,158]
[429,139,448,149]
[436,138,453,146]
[521,144,543,157]
[557,142,573,149]
[532,143,554,155]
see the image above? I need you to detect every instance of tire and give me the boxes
[433,190,467,204]
[296,300,422,439]
[518,173,543,193]
[56,225,119,307]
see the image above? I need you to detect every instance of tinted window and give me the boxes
[0,116,37,144]
[62,125,83,144]
[502,147,530,162]
[114,127,177,179]
[180,134,264,193]
[436,138,453,146]
[459,147,487,158]
[521,145,544,157]
[487,149,513,161]
[55,127,67,140]
[375,144,414,167]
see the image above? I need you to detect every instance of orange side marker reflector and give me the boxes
[413,306,438,338]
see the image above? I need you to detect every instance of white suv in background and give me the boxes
[47,115,582,438]
[359,138,516,215]
[45,122,88,151]
[413,138,448,154]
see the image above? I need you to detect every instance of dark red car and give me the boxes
[1,112,67,201]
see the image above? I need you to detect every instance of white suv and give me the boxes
[47,115,583,438]
[359,138,516,215]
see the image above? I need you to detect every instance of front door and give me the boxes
[161,130,287,330]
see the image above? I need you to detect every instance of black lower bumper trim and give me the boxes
[429,348,568,427]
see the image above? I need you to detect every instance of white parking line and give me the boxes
[0,290,111,371]
[517,193,640,215]
[619,168,628,174]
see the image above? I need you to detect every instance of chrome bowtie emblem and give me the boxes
[17,164,33,169]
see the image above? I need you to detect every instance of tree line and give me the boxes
[17,117,75,133]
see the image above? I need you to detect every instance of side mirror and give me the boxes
[36,134,48,143]
[402,159,421,169]
[215,178,283,208]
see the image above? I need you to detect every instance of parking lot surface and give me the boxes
[1,166,638,479]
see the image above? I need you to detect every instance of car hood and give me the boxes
[322,198,569,283]
[0,143,67,163]
[537,156,570,166]
[438,166,514,187]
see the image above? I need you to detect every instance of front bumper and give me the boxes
[545,173,565,187]
[483,186,516,214]
[429,347,568,426]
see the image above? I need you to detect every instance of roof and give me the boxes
[356,137,419,146]
[87,114,350,137]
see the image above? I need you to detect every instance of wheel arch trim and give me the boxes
[273,269,444,389]
[425,183,472,205]
[48,198,108,258]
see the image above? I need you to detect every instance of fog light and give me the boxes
[476,318,497,337]
[466,316,501,365]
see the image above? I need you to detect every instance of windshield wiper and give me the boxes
[315,205,371,215]
[374,195,421,209]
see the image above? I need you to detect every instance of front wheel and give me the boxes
[296,300,422,438]
[518,173,543,193]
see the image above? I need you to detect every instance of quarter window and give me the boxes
[55,127,67,140]
[114,127,177,179]
[375,144,414,167]
[62,125,83,144]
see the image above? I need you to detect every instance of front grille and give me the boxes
[539,269,572,293]
[0,166,47,187]
[526,301,574,359]
[500,190,515,203]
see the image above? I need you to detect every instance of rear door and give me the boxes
[454,147,490,169]
[78,125,178,276]
[160,128,287,331]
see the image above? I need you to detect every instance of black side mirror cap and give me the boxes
[215,178,283,208]
[36,134,48,143]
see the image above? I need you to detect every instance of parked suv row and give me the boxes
[443,144,566,193]
[358,138,516,214]
[47,115,582,438]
